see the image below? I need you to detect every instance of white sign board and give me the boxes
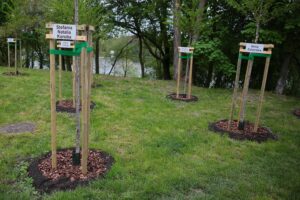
[7,38,15,43]
[178,47,194,53]
[53,24,76,40]
[245,43,264,53]
[58,41,73,48]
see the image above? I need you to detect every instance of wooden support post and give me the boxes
[87,30,92,146]
[49,39,57,169]
[59,49,62,101]
[15,41,17,74]
[8,42,10,68]
[238,59,254,129]
[176,52,182,98]
[81,47,88,175]
[254,54,271,132]
[72,63,76,107]
[187,54,194,99]
[80,44,85,105]
[20,40,22,68]
[228,57,242,130]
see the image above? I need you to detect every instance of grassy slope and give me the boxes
[0,67,299,200]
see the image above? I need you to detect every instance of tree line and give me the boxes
[0,0,299,96]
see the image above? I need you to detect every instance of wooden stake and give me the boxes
[176,52,182,98]
[187,54,194,99]
[228,57,242,130]
[254,55,271,132]
[59,49,62,101]
[15,41,17,74]
[50,39,57,169]
[19,40,22,68]
[8,42,10,68]
[72,63,76,107]
[81,47,88,175]
[238,59,254,128]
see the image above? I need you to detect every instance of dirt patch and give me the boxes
[91,82,103,88]
[209,119,277,143]
[0,122,36,134]
[166,93,198,102]
[293,109,300,118]
[56,99,96,113]
[3,71,27,76]
[28,148,114,193]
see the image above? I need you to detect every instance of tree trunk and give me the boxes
[30,49,34,68]
[62,56,66,71]
[205,64,213,88]
[160,2,171,80]
[191,0,207,44]
[39,53,43,69]
[138,36,145,78]
[95,37,100,74]
[275,53,292,95]
[173,0,181,80]
[25,45,30,68]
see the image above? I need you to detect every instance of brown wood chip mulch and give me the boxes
[0,122,36,135]
[28,148,114,193]
[166,93,198,102]
[91,82,103,88]
[3,71,27,76]
[209,119,277,143]
[56,99,96,113]
[293,109,300,118]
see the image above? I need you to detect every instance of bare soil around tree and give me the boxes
[166,93,198,102]
[209,119,277,142]
[28,148,114,193]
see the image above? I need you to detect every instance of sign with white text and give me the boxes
[245,43,264,53]
[7,38,16,43]
[53,24,76,40]
[178,47,194,53]
[58,41,73,48]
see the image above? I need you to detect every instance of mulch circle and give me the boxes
[293,109,300,118]
[91,82,103,88]
[0,122,36,135]
[166,93,198,102]
[28,148,114,193]
[209,119,277,143]
[3,71,27,76]
[56,99,96,113]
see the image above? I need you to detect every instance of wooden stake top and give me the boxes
[239,42,274,55]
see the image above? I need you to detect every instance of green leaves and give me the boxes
[194,39,235,76]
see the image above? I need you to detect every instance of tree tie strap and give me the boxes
[49,42,93,57]
[180,54,193,59]
[239,53,271,60]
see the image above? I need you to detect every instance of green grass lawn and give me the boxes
[0,66,299,200]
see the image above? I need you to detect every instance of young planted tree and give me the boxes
[227,0,276,129]
[73,0,81,164]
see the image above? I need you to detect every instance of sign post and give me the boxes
[228,42,274,132]
[46,23,94,175]
[176,47,194,99]
[7,38,16,68]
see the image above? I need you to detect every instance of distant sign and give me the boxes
[178,47,194,53]
[53,24,76,40]
[7,38,15,43]
[245,43,264,53]
[58,41,73,48]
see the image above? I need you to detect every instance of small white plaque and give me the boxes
[245,43,264,53]
[53,24,76,40]
[7,38,15,43]
[58,41,72,48]
[178,47,194,53]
